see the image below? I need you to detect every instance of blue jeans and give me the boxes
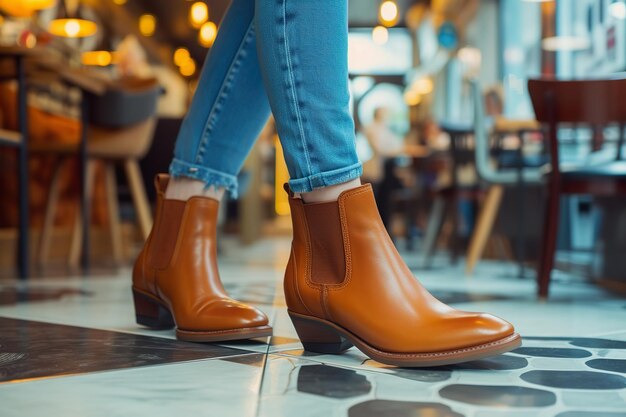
[170,0,362,197]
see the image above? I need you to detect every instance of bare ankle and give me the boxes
[165,177,225,201]
[300,178,362,203]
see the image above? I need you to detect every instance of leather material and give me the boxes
[284,184,515,354]
[133,174,269,332]
[302,201,345,285]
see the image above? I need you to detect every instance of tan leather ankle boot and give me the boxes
[284,184,520,367]
[132,174,272,342]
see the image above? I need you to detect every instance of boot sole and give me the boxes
[133,287,272,342]
[289,311,522,367]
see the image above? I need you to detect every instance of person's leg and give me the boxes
[167,0,271,201]
[132,0,272,342]
[255,0,521,366]
[255,0,362,203]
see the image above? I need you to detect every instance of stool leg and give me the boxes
[421,196,446,269]
[37,158,65,265]
[465,185,504,275]
[124,159,152,241]
[69,160,96,269]
[105,163,124,264]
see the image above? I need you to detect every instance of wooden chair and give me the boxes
[37,78,160,267]
[528,76,626,298]
[465,79,544,275]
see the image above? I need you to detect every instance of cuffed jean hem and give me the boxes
[288,162,363,194]
[169,158,239,199]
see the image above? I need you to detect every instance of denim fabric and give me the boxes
[170,0,361,197]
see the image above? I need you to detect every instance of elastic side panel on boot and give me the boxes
[147,199,186,270]
[302,201,346,285]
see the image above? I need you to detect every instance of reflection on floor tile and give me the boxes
[0,317,248,383]
[0,236,625,416]
[348,400,464,417]
[1,353,265,417]
[439,384,557,407]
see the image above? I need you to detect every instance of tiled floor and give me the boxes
[1,237,625,417]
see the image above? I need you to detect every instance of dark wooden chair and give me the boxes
[528,76,626,299]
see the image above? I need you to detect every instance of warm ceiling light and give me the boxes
[379,1,399,27]
[180,58,196,77]
[190,2,208,28]
[542,36,590,51]
[48,18,98,38]
[404,89,421,106]
[372,25,388,45]
[199,21,217,47]
[173,47,190,66]
[0,0,55,17]
[112,0,127,4]
[412,77,434,95]
[610,1,626,19]
[139,14,156,36]
[82,51,114,66]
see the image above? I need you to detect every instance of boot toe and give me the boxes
[196,299,269,331]
[456,312,515,347]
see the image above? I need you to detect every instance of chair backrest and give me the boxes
[528,76,626,162]
[88,77,161,128]
[471,79,543,184]
[528,76,626,125]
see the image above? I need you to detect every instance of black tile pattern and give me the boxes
[569,338,626,349]
[586,359,626,374]
[439,384,557,407]
[348,400,464,417]
[391,368,452,383]
[0,317,249,383]
[521,370,626,390]
[513,347,592,358]
[221,353,267,367]
[296,364,371,398]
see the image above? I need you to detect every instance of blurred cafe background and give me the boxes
[0,0,625,299]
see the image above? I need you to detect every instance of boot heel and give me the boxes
[133,289,175,330]
[289,313,353,354]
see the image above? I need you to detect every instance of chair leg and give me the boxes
[465,185,504,275]
[537,188,560,299]
[69,160,96,269]
[449,192,461,265]
[421,196,447,269]
[37,158,65,265]
[105,163,124,264]
[124,159,152,240]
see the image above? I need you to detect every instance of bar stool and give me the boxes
[37,77,160,267]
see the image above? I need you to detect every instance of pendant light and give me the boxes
[48,0,97,38]
[0,0,55,18]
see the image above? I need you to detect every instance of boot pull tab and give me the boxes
[155,174,170,195]
[283,183,295,198]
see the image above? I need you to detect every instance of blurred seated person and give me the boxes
[361,107,410,230]
[362,107,404,184]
